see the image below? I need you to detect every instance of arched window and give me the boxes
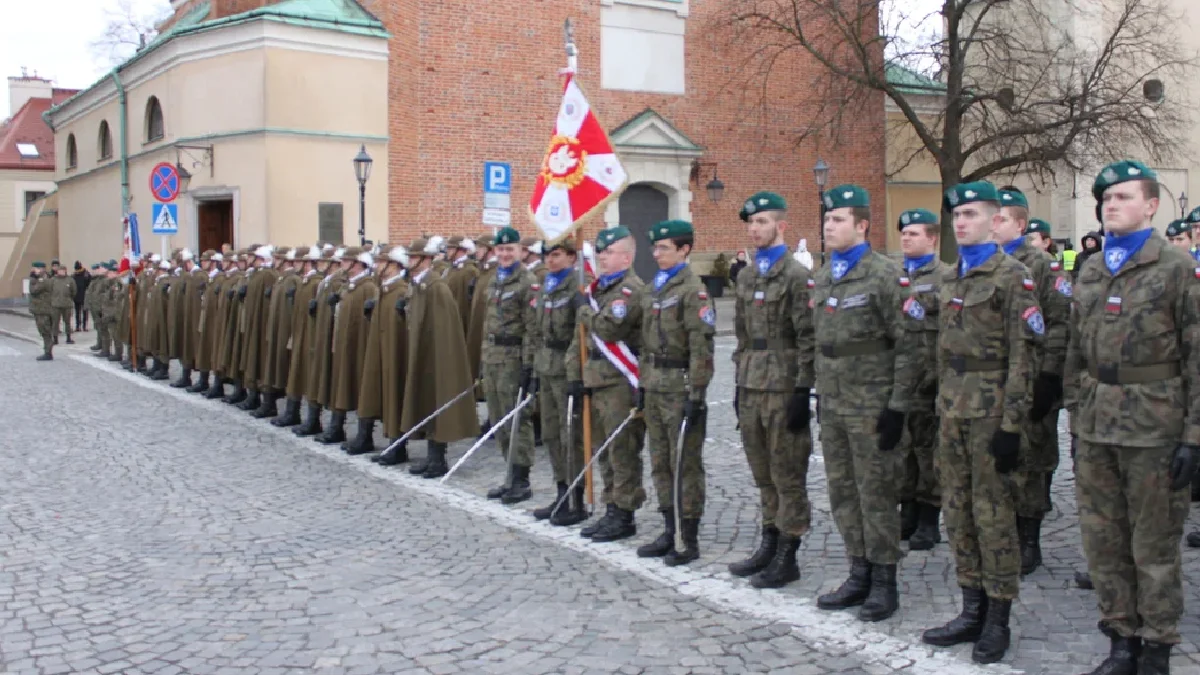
[98,120,113,160]
[145,96,164,141]
[66,134,78,169]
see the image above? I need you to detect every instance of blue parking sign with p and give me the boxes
[484,162,511,194]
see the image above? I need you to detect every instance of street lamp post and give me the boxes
[353,145,373,246]
[813,159,830,265]
[1180,192,1189,219]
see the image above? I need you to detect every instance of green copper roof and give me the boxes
[885,63,946,95]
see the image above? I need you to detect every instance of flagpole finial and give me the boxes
[561,18,577,75]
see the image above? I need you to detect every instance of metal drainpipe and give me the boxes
[110,69,130,215]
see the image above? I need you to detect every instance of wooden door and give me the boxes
[198,200,233,252]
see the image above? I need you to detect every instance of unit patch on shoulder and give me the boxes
[1055,276,1073,297]
[903,297,925,320]
[1022,278,1035,291]
[699,306,716,326]
[1022,306,1045,335]
[611,299,627,319]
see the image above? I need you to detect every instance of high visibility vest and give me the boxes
[1061,249,1077,271]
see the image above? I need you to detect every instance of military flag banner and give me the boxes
[528,74,627,245]
[118,212,142,274]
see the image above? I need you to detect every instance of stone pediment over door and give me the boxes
[605,109,704,227]
[610,108,703,159]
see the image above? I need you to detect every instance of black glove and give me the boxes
[1030,372,1063,422]
[876,408,905,451]
[1169,444,1200,491]
[787,388,811,432]
[327,293,340,307]
[198,283,207,294]
[238,286,247,300]
[733,387,740,418]
[683,398,707,422]
[285,286,296,299]
[519,367,534,393]
[265,286,272,298]
[1070,433,1077,460]
[394,297,407,317]
[572,291,590,311]
[566,380,584,401]
[527,376,540,396]
[227,289,236,299]
[363,298,376,319]
[635,387,646,412]
[307,299,317,316]
[163,283,171,293]
[990,430,1021,474]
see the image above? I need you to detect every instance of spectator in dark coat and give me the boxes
[1073,231,1102,281]
[72,261,91,331]
[729,250,749,286]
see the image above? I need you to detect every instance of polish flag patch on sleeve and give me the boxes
[1022,278,1035,291]
[806,278,816,289]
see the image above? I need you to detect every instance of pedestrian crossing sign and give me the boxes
[152,203,178,234]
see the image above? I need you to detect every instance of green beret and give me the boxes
[108,259,117,266]
[897,208,938,231]
[50,259,60,266]
[944,181,999,211]
[998,188,1028,209]
[595,226,632,252]
[32,261,45,269]
[823,184,869,210]
[1026,219,1052,236]
[90,262,102,270]
[1186,206,1200,224]
[1166,219,1191,238]
[648,220,693,243]
[1093,160,1157,201]
[545,239,576,254]
[493,227,521,246]
[739,191,787,221]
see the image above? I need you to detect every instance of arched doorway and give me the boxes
[619,184,669,281]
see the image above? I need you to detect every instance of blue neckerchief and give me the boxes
[653,263,687,291]
[1191,247,1200,263]
[830,242,870,281]
[1103,229,1153,274]
[755,244,788,276]
[543,267,572,293]
[958,242,998,276]
[1001,238,1023,256]
[598,270,626,288]
[496,262,520,283]
[904,254,935,275]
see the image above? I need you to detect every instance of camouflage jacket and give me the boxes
[1065,232,1200,447]
[732,254,815,392]
[530,270,590,380]
[812,250,915,415]
[85,276,107,314]
[901,257,950,413]
[1008,239,1071,378]
[49,275,76,308]
[937,249,1041,433]
[28,275,51,315]
[638,265,715,396]
[566,270,645,390]
[481,264,538,368]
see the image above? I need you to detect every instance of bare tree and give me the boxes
[90,0,174,67]
[716,0,1195,255]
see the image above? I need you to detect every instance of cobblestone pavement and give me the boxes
[3,316,1200,674]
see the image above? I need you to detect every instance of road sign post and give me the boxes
[483,161,511,227]
[149,163,181,256]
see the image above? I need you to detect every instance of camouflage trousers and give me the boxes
[482,360,534,468]
[646,390,706,519]
[939,416,1020,599]
[737,388,812,537]
[107,319,123,358]
[1013,409,1061,518]
[589,383,646,511]
[539,376,583,483]
[899,408,940,507]
[34,313,53,354]
[1076,440,1187,644]
[52,307,71,339]
[97,315,111,352]
[821,412,902,564]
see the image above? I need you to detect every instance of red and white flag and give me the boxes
[529,74,627,244]
[118,213,142,274]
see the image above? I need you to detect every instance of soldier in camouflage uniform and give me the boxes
[481,227,539,504]
[728,192,815,589]
[811,185,914,623]
[921,181,1041,665]
[49,264,77,345]
[635,219,715,567]
[28,262,54,360]
[85,263,106,353]
[104,264,127,362]
[995,190,1071,577]
[522,237,547,447]
[894,208,946,552]
[566,226,647,542]
[1066,161,1199,675]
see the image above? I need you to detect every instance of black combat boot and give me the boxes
[923,587,987,646]
[203,377,225,399]
[817,557,873,610]
[909,504,942,551]
[315,410,346,444]
[486,481,510,499]
[1082,631,1140,675]
[293,402,323,437]
[237,388,261,411]
[150,359,170,380]
[729,526,779,577]
[90,343,101,352]
[420,442,449,478]
[581,504,616,538]
[532,415,543,447]
[36,352,52,362]
[408,449,431,475]
[663,518,700,566]
[271,398,302,427]
[590,507,637,543]
[223,383,247,405]
[637,510,676,558]
[1076,570,1094,590]
[501,465,533,504]
[251,391,279,419]
[534,483,568,521]
[750,534,801,589]
[344,417,376,455]
[971,596,1012,664]
[900,500,919,541]
[140,357,154,376]
[109,348,123,363]
[550,486,588,526]
[65,334,74,345]
[1138,641,1171,675]
[373,439,408,466]
[170,367,192,388]
[478,418,491,439]
[859,563,899,622]
[97,347,111,358]
[1187,531,1200,548]
[1018,516,1043,576]
[187,371,209,394]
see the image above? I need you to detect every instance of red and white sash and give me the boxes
[588,279,639,388]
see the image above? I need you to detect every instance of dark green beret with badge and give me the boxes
[897,208,938,231]
[493,226,521,246]
[1026,219,1052,236]
[1166,219,1191,238]
[998,187,1028,209]
[1092,160,1157,201]
[595,226,632,252]
[32,261,45,269]
[545,238,576,253]
[648,219,693,243]
[739,191,787,222]
[944,181,999,211]
[1186,206,1200,224]
[823,184,869,210]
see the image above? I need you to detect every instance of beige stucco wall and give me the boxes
[0,169,56,234]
